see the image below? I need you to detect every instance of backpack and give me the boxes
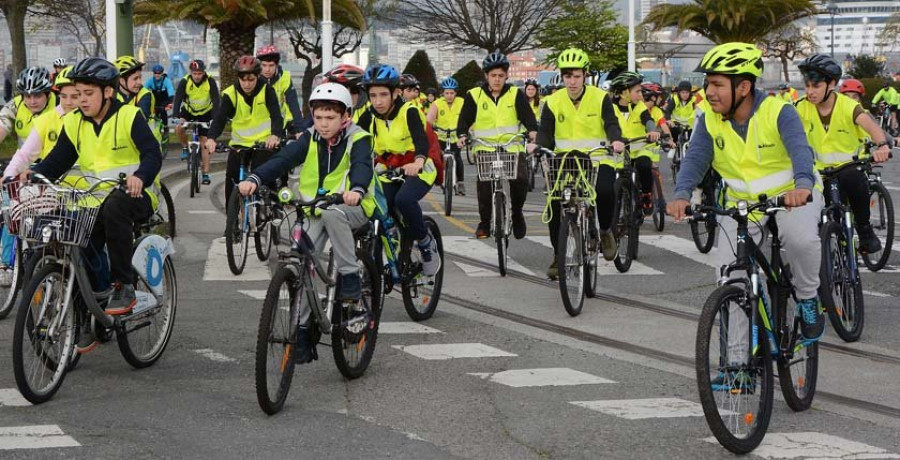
[424,122,445,185]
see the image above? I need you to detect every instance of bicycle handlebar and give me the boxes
[282,192,344,210]
[469,133,527,149]
[29,172,126,194]
[685,194,812,220]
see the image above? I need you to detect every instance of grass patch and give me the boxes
[0,136,16,161]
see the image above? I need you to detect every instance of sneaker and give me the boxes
[202,174,211,185]
[667,148,676,160]
[105,283,136,316]
[75,322,98,355]
[711,371,755,394]
[857,224,882,254]
[546,259,558,280]
[293,323,316,364]
[340,273,362,301]
[475,222,490,239]
[641,193,653,216]
[600,231,617,261]
[0,268,12,288]
[457,182,466,196]
[418,235,442,276]
[797,297,825,342]
[512,212,526,239]
[180,148,189,161]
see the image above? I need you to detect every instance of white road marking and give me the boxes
[524,236,664,275]
[442,236,537,276]
[202,237,271,281]
[570,398,709,419]
[188,210,218,215]
[884,185,900,192]
[0,389,30,407]
[378,322,443,334]
[0,425,80,450]
[706,432,900,459]
[393,343,517,360]
[238,289,268,300]
[193,348,237,363]
[864,290,892,298]
[469,368,615,387]
[639,234,719,268]
[453,261,499,277]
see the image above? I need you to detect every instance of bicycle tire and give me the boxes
[494,192,508,277]
[12,262,75,404]
[652,172,665,232]
[613,179,634,273]
[690,189,717,254]
[255,265,301,415]
[331,250,383,379]
[819,220,865,342]
[526,156,535,192]
[466,145,475,165]
[190,147,198,198]
[159,182,176,239]
[254,212,273,262]
[117,256,178,369]
[401,217,444,321]
[584,209,599,298]
[696,284,773,454]
[861,182,894,272]
[0,237,23,320]
[558,214,585,316]
[444,155,454,216]
[772,281,819,411]
[226,189,250,275]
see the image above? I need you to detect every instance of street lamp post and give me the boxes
[628,0,636,72]
[827,1,838,57]
[322,0,334,73]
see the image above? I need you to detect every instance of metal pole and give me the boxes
[628,0,636,71]
[116,0,135,57]
[105,0,117,60]
[322,0,334,72]
[270,22,274,46]
[830,13,835,57]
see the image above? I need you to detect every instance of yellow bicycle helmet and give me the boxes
[695,43,763,77]
[54,66,74,88]
[114,55,144,76]
[557,48,591,71]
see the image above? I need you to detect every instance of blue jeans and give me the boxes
[380,176,431,241]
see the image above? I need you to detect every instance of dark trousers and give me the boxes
[833,167,871,225]
[381,175,432,241]
[447,145,464,182]
[634,156,654,194]
[548,164,617,253]
[476,152,528,226]
[89,190,153,284]
[225,148,284,207]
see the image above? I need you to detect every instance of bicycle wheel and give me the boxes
[696,284,773,454]
[226,189,250,275]
[0,237,23,319]
[558,214,585,316]
[613,179,634,273]
[466,144,475,165]
[255,265,303,415]
[12,262,75,404]
[401,217,444,321]
[332,250,383,379]
[494,191,508,277]
[444,155,454,216]
[254,210,273,262]
[772,282,819,411]
[819,220,864,342]
[526,156,535,192]
[117,256,178,368]
[584,210,600,299]
[652,172,665,232]
[190,147,200,197]
[862,182,894,271]
[690,190,717,254]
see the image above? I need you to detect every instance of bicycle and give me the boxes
[223,142,281,274]
[860,154,894,272]
[692,195,818,454]
[650,165,666,232]
[11,174,178,404]
[690,170,723,254]
[435,127,459,216]
[255,192,382,415]
[670,121,691,185]
[472,133,526,276]
[538,147,603,316]
[180,121,208,198]
[357,169,444,321]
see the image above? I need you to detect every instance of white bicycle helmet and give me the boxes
[16,67,52,94]
[308,82,353,111]
[53,58,67,67]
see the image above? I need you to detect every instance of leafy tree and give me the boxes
[535,0,627,72]
[758,24,818,82]
[642,0,819,45]
[451,60,484,94]
[848,54,886,80]
[403,50,439,92]
[134,0,365,88]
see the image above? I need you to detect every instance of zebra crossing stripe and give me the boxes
[0,389,30,407]
[707,432,900,459]
[393,343,517,360]
[0,425,80,450]
[469,368,615,387]
[202,238,271,281]
[442,236,537,276]
[524,236,663,275]
[570,398,709,419]
[379,322,443,334]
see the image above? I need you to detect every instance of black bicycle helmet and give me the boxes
[189,59,206,72]
[524,78,539,88]
[399,73,420,89]
[482,49,510,73]
[609,71,643,92]
[798,54,842,83]
[676,80,692,92]
[69,57,120,88]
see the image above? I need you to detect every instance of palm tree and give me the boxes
[642,0,820,45]
[134,0,365,88]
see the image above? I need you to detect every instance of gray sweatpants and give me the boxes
[713,190,824,364]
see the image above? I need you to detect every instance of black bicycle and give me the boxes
[860,155,894,272]
[692,195,818,454]
[180,121,208,198]
[690,170,722,254]
[670,121,692,185]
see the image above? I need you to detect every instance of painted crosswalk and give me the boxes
[0,425,80,450]
[570,398,708,419]
[0,389,30,407]
[379,322,443,334]
[469,368,615,387]
[524,236,664,276]
[708,432,900,459]
[203,238,271,281]
[393,343,517,360]
[443,236,537,276]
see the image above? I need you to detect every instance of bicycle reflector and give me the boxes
[278,187,294,203]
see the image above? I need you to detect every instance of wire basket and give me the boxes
[3,182,102,247]
[476,148,519,181]
[543,154,597,199]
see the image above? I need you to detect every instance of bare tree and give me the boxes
[283,19,363,112]
[0,0,33,76]
[31,0,106,57]
[388,0,563,54]
[758,25,818,82]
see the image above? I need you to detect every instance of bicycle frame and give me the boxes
[471,134,526,238]
[820,169,861,286]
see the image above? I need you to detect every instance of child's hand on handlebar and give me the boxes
[402,158,425,176]
[342,190,361,206]
[238,180,257,196]
[647,131,661,143]
[265,135,280,150]
[126,175,144,198]
[206,138,217,154]
[612,140,625,153]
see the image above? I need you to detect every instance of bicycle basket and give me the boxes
[476,148,519,181]
[3,181,58,235]
[543,154,597,199]
[11,183,103,247]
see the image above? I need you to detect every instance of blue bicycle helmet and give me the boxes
[440,77,459,90]
[363,64,400,89]
[152,64,164,74]
[482,49,510,73]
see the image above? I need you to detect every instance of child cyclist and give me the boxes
[238,83,376,364]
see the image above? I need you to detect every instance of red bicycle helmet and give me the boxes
[234,56,261,76]
[323,64,365,87]
[256,45,280,62]
[641,82,663,100]
[839,78,865,96]
[189,59,206,72]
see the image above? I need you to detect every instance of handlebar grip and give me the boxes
[683,205,694,216]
